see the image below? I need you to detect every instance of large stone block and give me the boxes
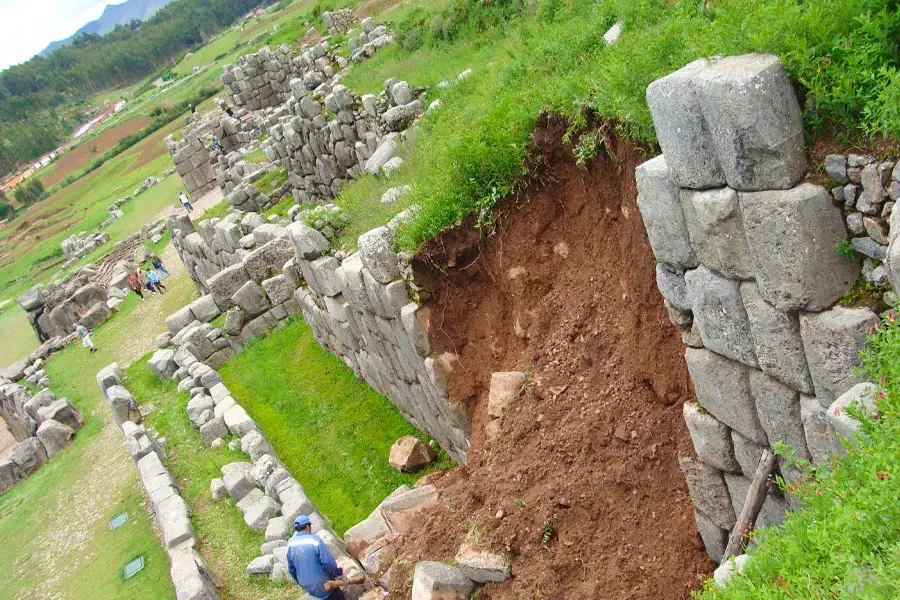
[685,266,757,367]
[748,370,810,461]
[695,54,806,191]
[79,302,111,330]
[310,256,342,296]
[208,263,251,310]
[680,187,754,279]
[684,348,767,444]
[166,305,197,334]
[148,349,178,379]
[693,509,728,564]
[645,59,725,189]
[655,263,691,312]
[683,402,740,473]
[358,227,399,284]
[635,156,699,270]
[244,238,295,283]
[799,307,878,407]
[262,275,293,305]
[189,295,221,323]
[232,281,270,318]
[740,183,859,311]
[9,437,47,475]
[723,473,789,528]
[825,381,878,441]
[411,561,474,600]
[36,419,75,458]
[730,431,766,478]
[799,394,838,465]
[287,222,330,260]
[739,281,813,394]
[0,459,25,496]
[678,456,736,530]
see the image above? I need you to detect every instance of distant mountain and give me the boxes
[39,0,176,57]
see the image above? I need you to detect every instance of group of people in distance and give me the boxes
[74,253,170,356]
[127,253,169,299]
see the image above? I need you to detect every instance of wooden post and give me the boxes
[722,449,776,562]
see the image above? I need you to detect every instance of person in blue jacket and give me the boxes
[287,515,361,599]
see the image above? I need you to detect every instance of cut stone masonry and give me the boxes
[640,53,888,563]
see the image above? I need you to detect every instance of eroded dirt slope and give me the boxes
[387,117,713,598]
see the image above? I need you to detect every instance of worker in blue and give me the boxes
[287,515,364,599]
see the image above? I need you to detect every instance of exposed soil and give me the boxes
[385,116,713,598]
[43,118,151,187]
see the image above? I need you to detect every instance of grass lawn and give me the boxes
[220,318,452,535]
[0,248,196,600]
[0,304,38,367]
[127,361,297,600]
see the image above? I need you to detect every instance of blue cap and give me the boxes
[294,515,311,531]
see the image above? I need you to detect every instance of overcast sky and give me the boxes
[0,0,128,71]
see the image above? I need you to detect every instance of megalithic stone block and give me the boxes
[680,187,754,279]
[682,402,741,473]
[695,53,807,191]
[748,370,811,461]
[646,59,725,189]
[635,155,699,271]
[799,306,878,407]
[684,266,758,368]
[684,348,767,444]
[739,281,814,394]
[740,183,860,311]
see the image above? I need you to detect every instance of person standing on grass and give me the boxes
[147,268,166,294]
[150,254,168,278]
[179,192,193,212]
[287,515,364,599]
[127,269,144,299]
[74,324,98,354]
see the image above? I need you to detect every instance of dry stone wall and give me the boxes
[96,364,221,600]
[139,345,371,596]
[16,222,165,343]
[164,206,470,463]
[167,112,253,201]
[0,381,83,496]
[639,54,887,563]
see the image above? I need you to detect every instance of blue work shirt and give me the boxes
[286,531,343,598]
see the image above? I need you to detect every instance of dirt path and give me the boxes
[388,120,713,598]
[152,186,224,223]
[106,243,197,367]
[11,420,136,599]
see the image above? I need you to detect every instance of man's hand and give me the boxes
[323,574,365,590]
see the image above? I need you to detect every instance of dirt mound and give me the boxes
[43,118,151,187]
[385,117,713,598]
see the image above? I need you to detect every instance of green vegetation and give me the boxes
[243,148,268,163]
[0,304,38,367]
[836,236,858,260]
[334,0,900,252]
[0,0,270,176]
[127,361,296,600]
[0,147,181,304]
[220,318,452,534]
[699,310,900,599]
[12,178,45,205]
[0,261,198,600]
[839,275,885,310]
[253,165,289,195]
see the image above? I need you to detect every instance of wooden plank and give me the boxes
[722,448,776,562]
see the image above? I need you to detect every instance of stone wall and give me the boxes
[163,207,470,463]
[96,364,221,600]
[166,112,252,201]
[638,53,886,563]
[135,344,370,596]
[0,380,83,496]
[215,40,416,207]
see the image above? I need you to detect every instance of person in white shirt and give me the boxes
[179,192,193,212]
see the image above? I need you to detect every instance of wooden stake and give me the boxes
[722,449,776,562]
